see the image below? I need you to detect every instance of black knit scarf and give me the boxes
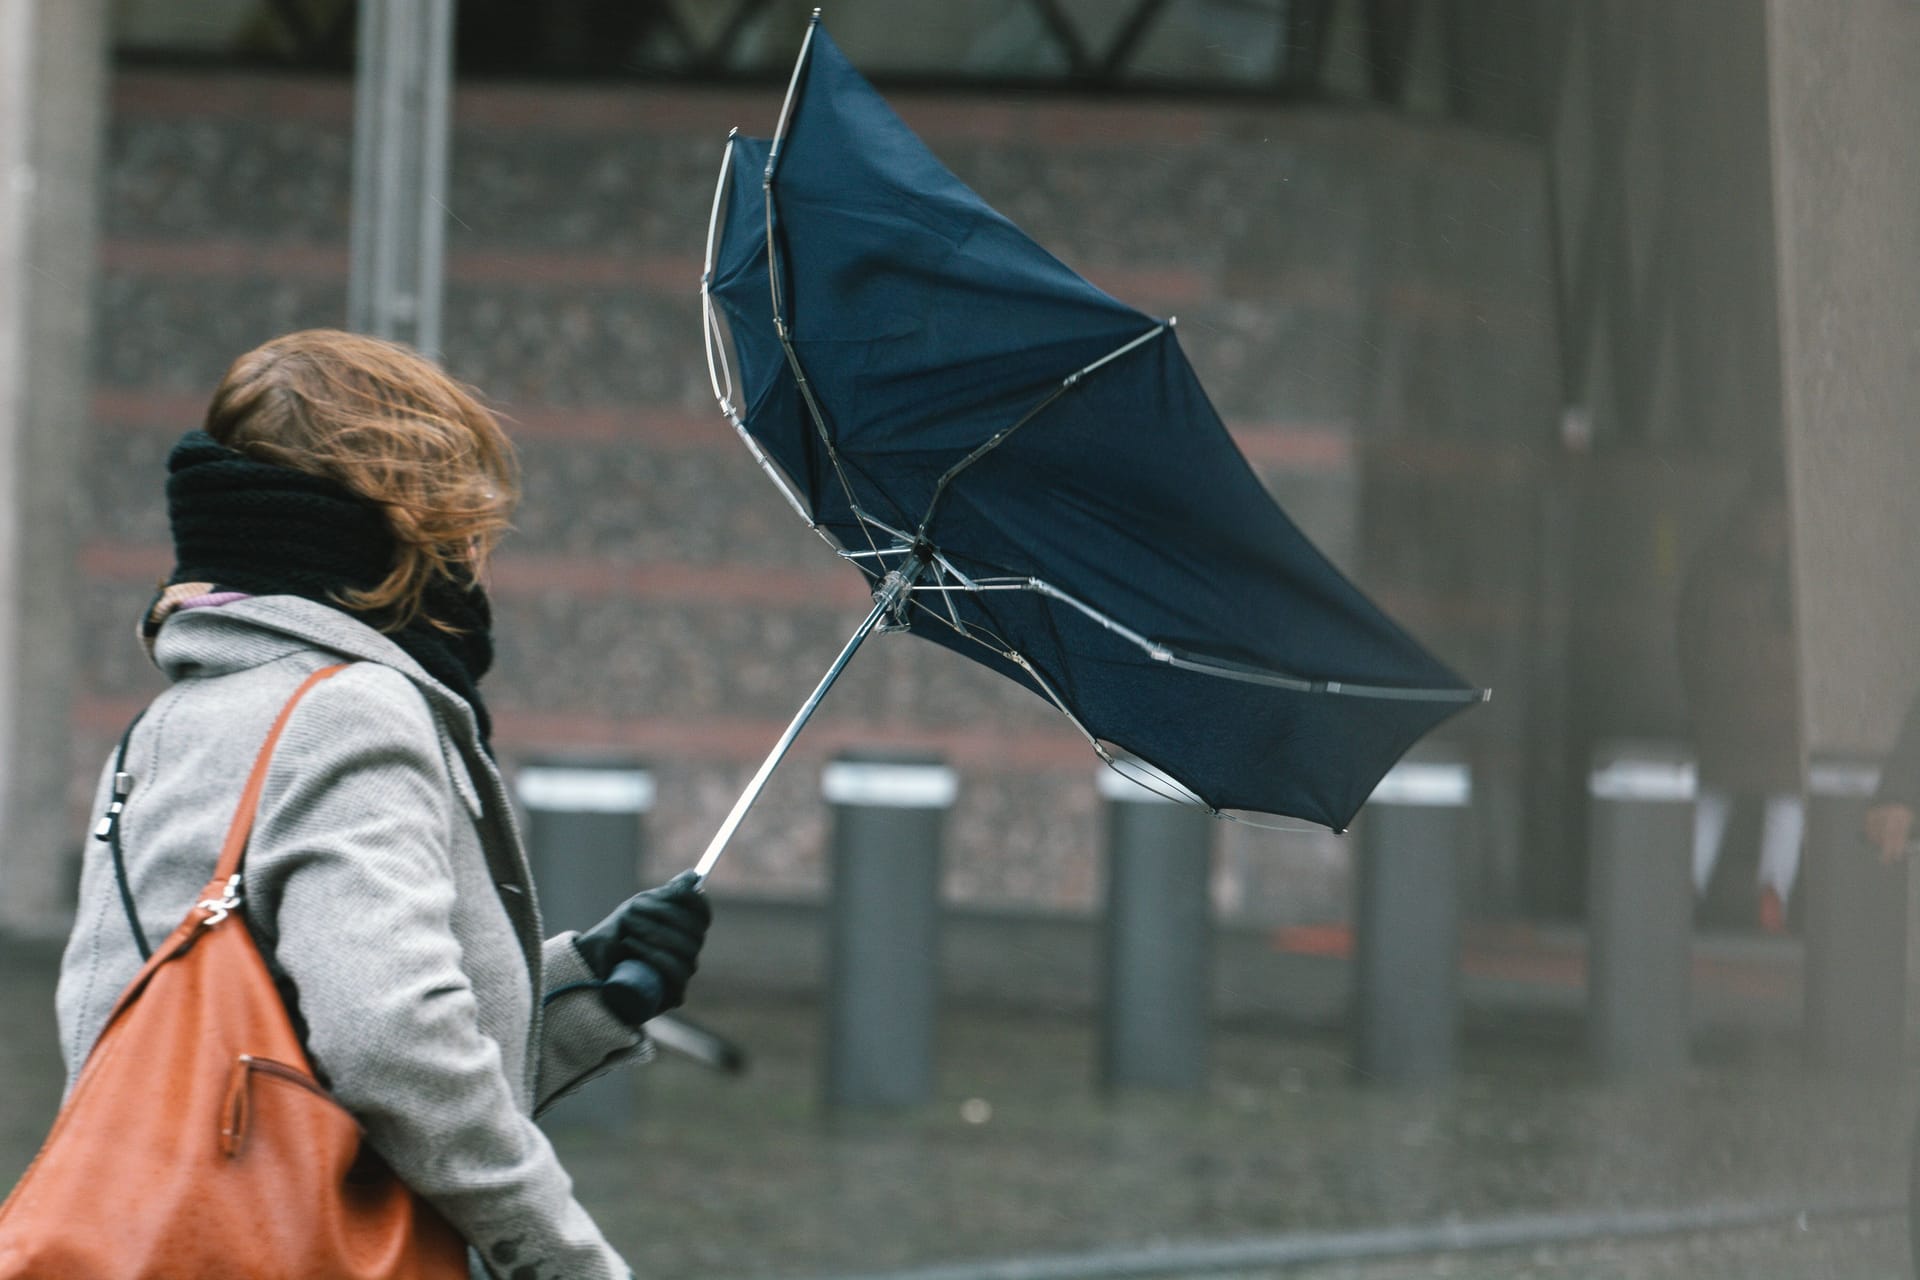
[164,430,495,744]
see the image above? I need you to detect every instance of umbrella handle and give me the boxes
[692,566,919,882]
[601,957,666,1025]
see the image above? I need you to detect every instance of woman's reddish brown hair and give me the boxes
[202,329,519,631]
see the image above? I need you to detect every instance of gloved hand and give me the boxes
[573,871,712,1025]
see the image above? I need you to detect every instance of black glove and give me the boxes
[574,871,712,1024]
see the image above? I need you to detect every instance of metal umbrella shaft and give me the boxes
[600,564,920,1021]
[695,563,918,880]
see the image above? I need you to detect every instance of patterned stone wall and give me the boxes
[81,71,1555,923]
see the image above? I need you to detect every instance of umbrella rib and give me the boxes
[892,566,1231,818]
[763,8,820,182]
[895,587,1233,818]
[899,587,1116,766]
[701,132,739,416]
[852,509,916,545]
[833,549,890,584]
[1002,651,1109,758]
[722,403,828,539]
[762,190,887,561]
[702,130,840,549]
[1156,647,1492,703]
[851,511,981,588]
[1103,754,1207,806]
[970,577,1160,654]
[756,8,889,556]
[746,32,891,560]
[842,534,970,630]
[902,587,1009,652]
[967,576,1490,704]
[707,288,822,536]
[927,557,965,631]
[913,322,1168,539]
[701,293,736,419]
[841,539,978,604]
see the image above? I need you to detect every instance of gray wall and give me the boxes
[1767,0,1920,757]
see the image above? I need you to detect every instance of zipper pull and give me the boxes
[221,1055,254,1157]
[91,771,134,841]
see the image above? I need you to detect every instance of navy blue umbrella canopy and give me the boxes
[700,19,1484,834]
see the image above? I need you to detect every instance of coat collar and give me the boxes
[151,594,487,755]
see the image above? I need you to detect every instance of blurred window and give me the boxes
[110,0,1495,116]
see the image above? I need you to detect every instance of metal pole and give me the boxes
[517,759,654,1132]
[1803,757,1907,1073]
[349,0,453,356]
[1096,767,1212,1092]
[822,752,956,1109]
[1586,741,1695,1076]
[1352,756,1469,1087]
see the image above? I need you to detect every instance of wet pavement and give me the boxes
[2,934,1914,1278]
[1216,1217,1906,1280]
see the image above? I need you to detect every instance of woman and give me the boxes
[54,329,708,1279]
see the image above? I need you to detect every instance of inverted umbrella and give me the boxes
[685,12,1486,884]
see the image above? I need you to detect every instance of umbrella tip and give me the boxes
[728,125,740,138]
[811,6,822,19]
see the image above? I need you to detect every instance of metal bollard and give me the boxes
[822,752,956,1109]
[1096,767,1213,1093]
[1586,743,1695,1076]
[517,758,654,1132]
[1803,758,1907,1073]
[1352,756,1469,1087]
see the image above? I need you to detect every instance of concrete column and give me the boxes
[1802,758,1907,1073]
[1768,1,1920,765]
[517,759,653,1131]
[1096,768,1213,1093]
[1765,0,1920,1050]
[1586,743,1695,1076]
[1352,757,1469,1087]
[0,0,107,937]
[821,753,955,1109]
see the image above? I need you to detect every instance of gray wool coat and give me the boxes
[56,595,645,1280]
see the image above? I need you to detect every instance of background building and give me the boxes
[3,0,1917,973]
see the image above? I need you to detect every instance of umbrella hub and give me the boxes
[872,555,926,634]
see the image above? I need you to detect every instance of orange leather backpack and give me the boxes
[0,664,468,1279]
